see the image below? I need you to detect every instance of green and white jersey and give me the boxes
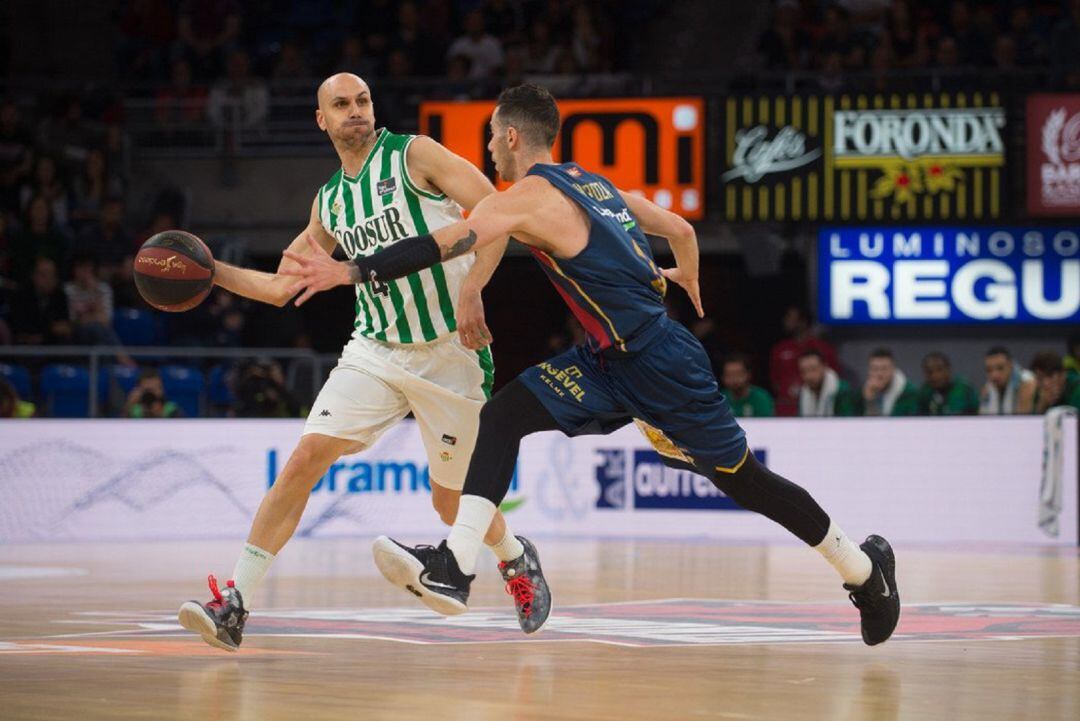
[317,128,472,344]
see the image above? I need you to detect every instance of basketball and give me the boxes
[133,230,215,312]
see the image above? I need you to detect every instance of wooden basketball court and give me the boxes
[2,537,1078,721]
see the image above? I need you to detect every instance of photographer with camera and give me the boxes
[125,368,183,419]
[232,358,300,418]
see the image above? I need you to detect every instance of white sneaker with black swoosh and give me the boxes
[372,536,474,616]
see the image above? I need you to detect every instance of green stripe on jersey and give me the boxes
[341,182,374,332]
[380,139,395,207]
[327,171,343,230]
[357,165,390,341]
[386,279,413,343]
[406,272,437,341]
[477,346,494,399]
[400,161,457,332]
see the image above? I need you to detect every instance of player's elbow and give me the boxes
[268,278,295,307]
[671,216,696,245]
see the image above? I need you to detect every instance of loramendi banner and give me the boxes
[1,417,1074,545]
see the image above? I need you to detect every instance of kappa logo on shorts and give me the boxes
[319,409,332,417]
[377,177,397,196]
[36,601,1080,649]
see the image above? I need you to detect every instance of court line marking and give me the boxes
[14,599,1080,649]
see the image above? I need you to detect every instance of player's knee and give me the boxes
[430,484,460,525]
[478,391,522,440]
[274,436,343,493]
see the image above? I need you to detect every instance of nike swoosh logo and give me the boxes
[878,568,891,598]
[419,571,457,592]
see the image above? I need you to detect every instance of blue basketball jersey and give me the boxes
[525,163,667,353]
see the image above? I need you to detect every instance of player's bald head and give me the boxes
[317,73,370,108]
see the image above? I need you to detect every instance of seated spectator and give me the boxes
[207,50,269,130]
[1065,331,1080,380]
[856,348,918,416]
[117,0,175,82]
[19,154,70,229]
[769,305,838,416]
[992,34,1017,70]
[125,368,183,418]
[798,349,857,417]
[569,2,608,72]
[335,36,380,79]
[1049,0,1080,77]
[70,148,124,228]
[440,55,475,99]
[885,0,918,67]
[980,346,1035,415]
[758,0,808,71]
[272,39,312,81]
[233,359,300,418]
[484,0,522,44]
[523,21,559,74]
[11,196,71,282]
[63,254,132,366]
[155,59,208,128]
[75,196,132,280]
[176,0,242,81]
[393,1,443,76]
[37,96,100,170]
[1031,352,1080,414]
[0,377,35,418]
[0,100,35,215]
[1009,5,1047,66]
[447,10,504,79]
[0,211,10,282]
[917,351,979,416]
[8,257,72,345]
[722,353,775,418]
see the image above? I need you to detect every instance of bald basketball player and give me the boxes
[177,73,545,650]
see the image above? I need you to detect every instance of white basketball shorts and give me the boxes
[303,333,493,490]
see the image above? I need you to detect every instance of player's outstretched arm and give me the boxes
[214,196,336,307]
[281,184,534,307]
[618,190,704,317]
[406,136,510,348]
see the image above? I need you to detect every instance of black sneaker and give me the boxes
[844,534,900,646]
[177,575,248,652]
[498,536,552,634]
[372,536,474,616]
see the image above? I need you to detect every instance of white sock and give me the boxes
[230,543,275,606]
[446,495,497,575]
[488,528,525,562]
[814,521,872,586]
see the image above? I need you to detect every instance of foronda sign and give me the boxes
[833,109,1005,162]
[819,227,1080,324]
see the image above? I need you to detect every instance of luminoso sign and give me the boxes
[819,226,1080,324]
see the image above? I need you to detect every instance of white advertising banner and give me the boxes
[0,416,1075,545]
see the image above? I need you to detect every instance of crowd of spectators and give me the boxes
[709,317,1080,419]
[119,0,638,104]
[0,93,195,344]
[758,0,1080,89]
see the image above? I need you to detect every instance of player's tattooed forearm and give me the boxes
[442,230,478,260]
